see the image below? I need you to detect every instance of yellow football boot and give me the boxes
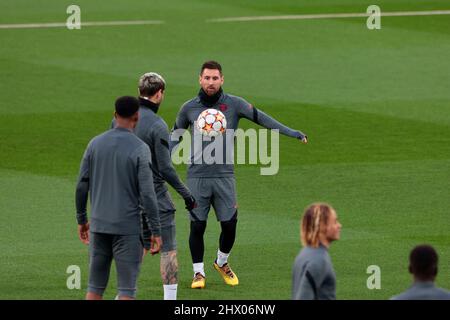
[191,272,206,289]
[213,261,239,286]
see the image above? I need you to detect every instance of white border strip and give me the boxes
[0,20,164,30]
[206,10,450,23]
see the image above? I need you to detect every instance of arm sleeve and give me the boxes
[297,260,326,300]
[75,141,91,225]
[141,214,151,250]
[135,144,161,236]
[237,98,307,140]
[169,102,191,154]
[154,122,192,199]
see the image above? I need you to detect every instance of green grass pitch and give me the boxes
[0,0,449,299]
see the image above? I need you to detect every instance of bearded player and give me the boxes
[170,61,308,289]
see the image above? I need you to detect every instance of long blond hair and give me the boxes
[301,203,335,248]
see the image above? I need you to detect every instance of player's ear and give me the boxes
[114,111,118,119]
[131,111,139,125]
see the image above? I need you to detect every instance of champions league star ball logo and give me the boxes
[196,108,227,137]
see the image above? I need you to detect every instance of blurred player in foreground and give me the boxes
[391,244,450,300]
[292,203,341,300]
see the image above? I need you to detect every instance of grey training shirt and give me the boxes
[170,91,306,178]
[292,245,336,300]
[133,99,192,200]
[390,282,450,300]
[75,127,161,236]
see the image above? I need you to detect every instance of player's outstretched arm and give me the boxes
[257,108,308,143]
[238,99,308,143]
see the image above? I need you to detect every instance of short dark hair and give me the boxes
[200,60,222,75]
[409,245,438,281]
[115,96,139,118]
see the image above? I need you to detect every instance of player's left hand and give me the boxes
[150,235,163,255]
[301,136,308,144]
[78,223,90,245]
[184,195,197,211]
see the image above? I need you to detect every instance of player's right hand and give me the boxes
[150,235,162,255]
[78,223,90,245]
[297,134,308,144]
[184,195,197,211]
[296,132,308,144]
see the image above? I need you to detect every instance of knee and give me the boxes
[221,211,238,231]
[161,225,177,252]
[190,220,207,235]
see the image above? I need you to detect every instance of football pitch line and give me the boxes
[206,10,450,23]
[1,10,450,29]
[0,20,164,29]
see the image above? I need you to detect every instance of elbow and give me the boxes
[160,167,175,180]
[75,182,88,197]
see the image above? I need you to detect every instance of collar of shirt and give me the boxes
[114,127,133,132]
[139,97,159,114]
[411,281,435,289]
[197,87,224,107]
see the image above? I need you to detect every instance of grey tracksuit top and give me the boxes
[292,245,337,300]
[75,127,161,236]
[170,90,306,178]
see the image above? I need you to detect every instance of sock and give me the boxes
[163,284,177,300]
[193,262,205,277]
[217,249,230,267]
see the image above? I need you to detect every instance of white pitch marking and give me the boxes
[0,20,164,30]
[1,10,449,29]
[206,10,450,23]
